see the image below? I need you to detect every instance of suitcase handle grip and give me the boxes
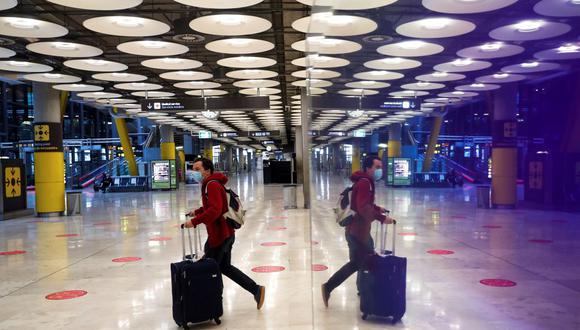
[379,219,397,256]
[180,223,201,261]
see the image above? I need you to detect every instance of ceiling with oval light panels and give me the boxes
[0,0,578,147]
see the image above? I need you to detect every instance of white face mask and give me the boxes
[373,168,383,181]
[192,170,203,183]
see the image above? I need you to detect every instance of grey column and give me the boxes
[300,88,311,209]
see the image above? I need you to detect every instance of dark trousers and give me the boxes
[325,233,374,294]
[204,236,259,296]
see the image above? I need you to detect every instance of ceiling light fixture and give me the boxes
[432,71,448,77]
[521,62,539,68]
[493,73,510,79]
[7,17,38,30]
[382,57,403,64]
[452,91,464,95]
[471,83,485,88]
[571,0,580,4]
[228,39,251,47]
[161,58,183,63]
[557,43,580,53]
[326,16,353,27]
[112,72,129,77]
[453,59,472,66]
[113,16,144,28]
[480,42,503,52]
[421,18,451,30]
[514,20,544,33]
[85,59,108,66]
[43,73,62,78]
[398,40,425,50]
[141,41,166,49]
[417,82,430,87]
[53,42,78,50]
[214,15,245,26]
[9,61,31,67]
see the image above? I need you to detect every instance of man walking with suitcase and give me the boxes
[321,155,394,307]
[183,157,266,310]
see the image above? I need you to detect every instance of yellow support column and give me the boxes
[352,140,361,172]
[33,83,65,216]
[114,116,138,176]
[422,115,443,172]
[177,149,186,181]
[387,123,402,157]
[160,125,176,160]
[59,91,69,120]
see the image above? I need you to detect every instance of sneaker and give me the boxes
[254,285,266,310]
[321,283,330,308]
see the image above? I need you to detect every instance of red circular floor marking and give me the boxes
[482,225,502,229]
[252,266,285,273]
[267,226,287,231]
[311,241,319,245]
[112,257,142,263]
[312,264,328,271]
[149,236,172,241]
[398,232,417,236]
[0,250,26,256]
[479,279,517,287]
[269,216,288,220]
[93,221,112,226]
[529,239,553,244]
[45,290,88,300]
[55,234,79,238]
[260,242,287,247]
[427,249,455,255]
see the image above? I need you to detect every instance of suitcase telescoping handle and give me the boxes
[379,211,397,256]
[180,220,203,261]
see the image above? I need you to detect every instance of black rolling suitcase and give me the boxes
[360,220,407,323]
[171,225,223,328]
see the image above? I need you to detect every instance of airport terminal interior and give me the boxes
[0,0,579,329]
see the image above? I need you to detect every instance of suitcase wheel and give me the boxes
[214,318,221,325]
[361,313,368,320]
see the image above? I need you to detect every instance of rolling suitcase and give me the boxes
[171,225,223,328]
[360,219,407,323]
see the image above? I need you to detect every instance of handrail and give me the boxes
[78,157,120,181]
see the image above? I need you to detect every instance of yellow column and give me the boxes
[422,115,443,172]
[177,149,186,181]
[59,91,69,120]
[114,116,138,176]
[33,83,65,215]
[387,123,402,157]
[160,125,176,160]
[352,140,361,172]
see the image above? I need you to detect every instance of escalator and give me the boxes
[434,154,490,184]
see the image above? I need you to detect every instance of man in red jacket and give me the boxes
[321,155,394,307]
[183,158,266,310]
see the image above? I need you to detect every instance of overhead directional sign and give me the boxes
[217,132,241,138]
[327,131,347,137]
[212,131,282,138]
[250,130,279,137]
[312,96,418,111]
[141,96,269,112]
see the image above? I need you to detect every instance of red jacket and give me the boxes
[347,171,387,243]
[190,172,234,248]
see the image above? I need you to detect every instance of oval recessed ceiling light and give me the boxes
[378,40,444,57]
[190,14,271,36]
[114,82,163,91]
[205,38,274,54]
[239,87,281,95]
[0,47,16,58]
[291,38,362,54]
[26,41,102,58]
[117,40,189,56]
[185,89,229,96]
[96,98,137,105]
[0,0,17,11]
[159,71,213,81]
[175,0,262,8]
[92,72,147,82]
[438,91,478,98]
[390,90,429,97]
[534,0,580,17]
[292,14,377,36]
[0,17,68,38]
[234,79,280,88]
[292,55,350,68]
[291,79,333,88]
[83,16,170,37]
[415,72,465,82]
[296,0,396,10]
[455,83,500,91]
[64,58,127,72]
[217,56,276,68]
[339,89,380,96]
[501,61,560,73]
[534,42,580,60]
[53,83,103,92]
[396,17,475,38]
[477,73,527,83]
[77,91,122,99]
[141,58,202,70]
[0,60,52,72]
[490,20,571,41]
[227,69,278,79]
[46,0,142,10]
[354,70,404,81]
[131,91,175,98]
[23,72,81,84]
[423,0,517,14]
[345,81,390,89]
[174,81,221,89]
[434,59,492,72]
[401,82,445,90]
[457,43,524,59]
[292,68,341,79]
[364,57,421,70]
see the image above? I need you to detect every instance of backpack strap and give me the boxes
[203,179,222,196]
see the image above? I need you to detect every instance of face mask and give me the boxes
[373,168,383,182]
[192,171,203,183]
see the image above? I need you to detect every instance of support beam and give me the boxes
[388,123,402,157]
[160,125,176,160]
[300,88,311,209]
[422,115,444,172]
[114,116,138,176]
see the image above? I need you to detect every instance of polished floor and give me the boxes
[0,171,579,330]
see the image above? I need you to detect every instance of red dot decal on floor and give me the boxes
[270,216,288,220]
[312,241,319,245]
[312,264,328,271]
[149,236,172,241]
[93,221,112,226]
[55,234,79,238]
[398,232,417,236]
[260,242,287,247]
[267,226,287,231]
[45,290,88,300]
[252,266,285,273]
[112,257,142,263]
[479,279,517,287]
[0,250,26,256]
[529,239,553,244]
[482,225,502,229]
[427,250,455,255]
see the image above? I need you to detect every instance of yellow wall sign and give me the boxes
[34,124,50,142]
[4,167,21,198]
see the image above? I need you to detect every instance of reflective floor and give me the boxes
[0,171,579,330]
